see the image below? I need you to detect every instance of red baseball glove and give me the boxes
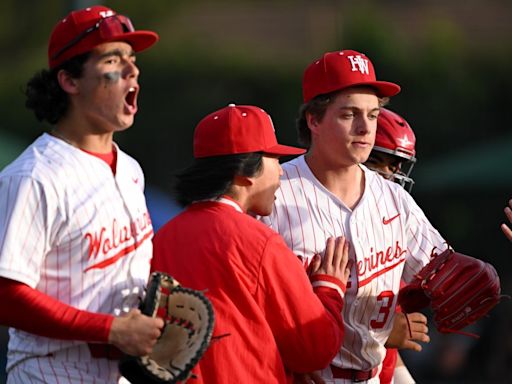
[398,248,502,336]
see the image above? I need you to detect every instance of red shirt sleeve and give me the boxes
[379,347,398,384]
[257,234,345,373]
[0,277,113,342]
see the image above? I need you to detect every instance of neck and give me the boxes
[305,153,365,210]
[51,127,114,154]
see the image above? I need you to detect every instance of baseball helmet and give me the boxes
[367,108,417,191]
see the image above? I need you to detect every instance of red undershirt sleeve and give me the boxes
[0,277,113,342]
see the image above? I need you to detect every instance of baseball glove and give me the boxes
[398,248,502,336]
[119,272,215,383]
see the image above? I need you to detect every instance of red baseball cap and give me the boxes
[48,6,159,69]
[193,104,306,158]
[302,50,401,102]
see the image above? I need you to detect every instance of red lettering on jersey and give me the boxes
[84,211,153,271]
[356,241,407,281]
[84,230,153,272]
[85,228,107,259]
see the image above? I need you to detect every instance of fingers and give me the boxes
[331,236,344,268]
[409,321,428,336]
[307,254,321,276]
[334,237,351,284]
[328,236,350,271]
[504,202,512,226]
[341,240,351,283]
[502,200,512,242]
[402,339,423,352]
[501,223,512,242]
[323,237,335,268]
[410,330,430,344]
[312,237,352,283]
[110,309,164,356]
[407,312,428,324]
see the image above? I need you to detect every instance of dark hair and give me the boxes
[173,152,264,207]
[296,88,389,148]
[296,92,336,148]
[25,53,90,125]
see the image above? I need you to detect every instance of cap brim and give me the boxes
[352,81,401,98]
[264,144,306,156]
[111,30,159,53]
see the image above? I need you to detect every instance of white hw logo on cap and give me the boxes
[347,55,370,75]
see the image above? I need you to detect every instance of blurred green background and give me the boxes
[1,0,511,382]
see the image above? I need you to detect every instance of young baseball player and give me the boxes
[261,50,447,383]
[365,108,417,192]
[0,6,163,383]
[364,108,426,384]
[501,199,512,241]
[151,104,352,383]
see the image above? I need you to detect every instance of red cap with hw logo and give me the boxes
[302,50,401,102]
[193,104,306,158]
[48,6,159,69]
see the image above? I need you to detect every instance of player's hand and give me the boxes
[293,372,325,384]
[309,236,351,286]
[108,308,164,356]
[385,312,429,351]
[501,198,512,242]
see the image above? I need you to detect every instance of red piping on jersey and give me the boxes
[358,258,405,287]
[84,230,153,272]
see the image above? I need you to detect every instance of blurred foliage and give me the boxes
[0,0,511,382]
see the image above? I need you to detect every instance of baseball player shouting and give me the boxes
[151,104,351,383]
[261,50,446,383]
[0,6,163,383]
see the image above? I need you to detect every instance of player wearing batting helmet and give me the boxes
[365,108,417,192]
[0,5,163,383]
[151,104,352,383]
[365,108,426,384]
[260,50,445,383]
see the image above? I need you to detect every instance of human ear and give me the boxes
[306,112,320,135]
[56,69,80,95]
[233,174,253,187]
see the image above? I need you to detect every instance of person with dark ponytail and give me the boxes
[152,104,353,383]
[0,6,163,383]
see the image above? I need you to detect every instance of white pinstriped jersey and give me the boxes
[261,155,446,372]
[0,133,153,379]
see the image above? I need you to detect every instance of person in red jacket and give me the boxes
[152,103,352,383]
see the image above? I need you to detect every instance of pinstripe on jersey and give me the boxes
[261,155,446,372]
[0,133,153,380]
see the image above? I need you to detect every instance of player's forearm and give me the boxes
[0,277,113,342]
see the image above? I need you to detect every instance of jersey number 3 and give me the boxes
[370,290,395,329]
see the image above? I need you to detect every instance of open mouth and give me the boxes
[125,86,138,112]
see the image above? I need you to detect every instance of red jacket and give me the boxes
[152,200,346,383]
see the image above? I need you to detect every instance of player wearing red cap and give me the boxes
[261,50,444,383]
[0,6,162,383]
[151,104,352,383]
